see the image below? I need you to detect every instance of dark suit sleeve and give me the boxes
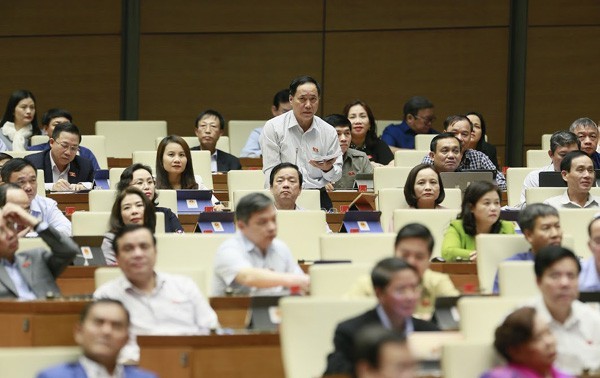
[413,317,441,332]
[324,322,355,376]
[38,225,78,277]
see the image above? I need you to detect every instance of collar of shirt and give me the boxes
[49,151,71,181]
[121,271,164,296]
[79,355,124,378]
[237,231,273,256]
[210,150,218,173]
[375,304,414,334]
[534,296,581,330]
[560,190,598,208]
[287,112,317,134]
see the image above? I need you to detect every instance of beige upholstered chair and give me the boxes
[95,120,167,158]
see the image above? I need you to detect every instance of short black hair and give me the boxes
[273,89,290,109]
[534,245,581,279]
[269,162,303,187]
[517,203,559,233]
[42,108,72,126]
[402,96,433,121]
[112,224,156,255]
[429,132,461,153]
[289,75,321,96]
[52,122,82,143]
[235,192,274,224]
[549,130,579,154]
[0,183,24,207]
[394,223,435,256]
[194,109,225,130]
[560,150,591,172]
[323,114,351,129]
[371,257,419,291]
[403,164,446,208]
[354,325,407,370]
[80,299,130,326]
[1,158,36,183]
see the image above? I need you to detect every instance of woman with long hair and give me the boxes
[0,90,41,151]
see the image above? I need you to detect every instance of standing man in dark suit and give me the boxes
[25,122,94,192]
[191,109,241,173]
[0,202,77,299]
[36,299,157,378]
[324,258,439,376]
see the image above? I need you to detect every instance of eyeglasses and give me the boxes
[414,115,436,124]
[56,141,80,153]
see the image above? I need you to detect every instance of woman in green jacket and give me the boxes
[442,180,515,261]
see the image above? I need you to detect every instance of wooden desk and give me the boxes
[209,297,250,329]
[56,266,98,296]
[107,157,133,168]
[430,262,478,293]
[0,300,88,346]
[212,173,228,192]
[47,192,89,214]
[240,157,262,170]
[138,333,283,378]
[328,191,362,212]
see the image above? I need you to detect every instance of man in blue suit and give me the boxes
[37,299,157,378]
[25,122,94,192]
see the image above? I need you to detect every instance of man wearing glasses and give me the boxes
[381,96,438,152]
[25,122,94,192]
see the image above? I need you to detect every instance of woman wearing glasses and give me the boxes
[117,163,184,233]
[0,89,41,151]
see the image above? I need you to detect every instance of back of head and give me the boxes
[559,150,589,172]
[493,306,536,362]
[549,130,580,153]
[534,245,580,278]
[323,114,351,128]
[0,158,36,183]
[403,96,433,120]
[517,203,559,232]
[371,257,418,290]
[395,223,435,255]
[235,192,273,223]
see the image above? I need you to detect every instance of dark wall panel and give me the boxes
[529,0,600,26]
[138,33,323,136]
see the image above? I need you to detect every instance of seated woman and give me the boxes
[441,180,515,261]
[481,306,572,378]
[404,163,446,209]
[155,135,221,208]
[466,112,500,170]
[343,100,394,166]
[0,90,41,151]
[117,163,184,233]
[101,187,157,265]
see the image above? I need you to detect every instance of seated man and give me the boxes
[422,115,506,190]
[191,109,241,173]
[354,326,416,378]
[212,192,309,296]
[269,162,303,211]
[530,245,600,375]
[324,257,439,376]
[492,203,562,293]
[518,131,580,209]
[37,299,157,378]
[94,224,219,362]
[544,150,600,209]
[0,202,77,299]
[579,216,600,291]
[323,114,373,190]
[28,108,101,171]
[427,133,462,174]
[570,117,600,169]
[240,89,291,158]
[1,158,72,236]
[25,122,94,192]
[381,96,438,152]
[346,223,459,319]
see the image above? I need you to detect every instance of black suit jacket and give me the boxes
[324,307,439,376]
[190,146,242,172]
[25,149,95,184]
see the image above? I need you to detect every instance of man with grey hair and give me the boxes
[211,192,309,296]
[570,117,600,169]
[518,130,580,208]
[492,203,562,293]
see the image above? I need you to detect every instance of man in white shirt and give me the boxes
[519,130,580,208]
[212,192,309,296]
[94,224,218,362]
[1,158,72,236]
[544,150,600,209]
[37,299,157,378]
[531,245,600,375]
[261,76,342,193]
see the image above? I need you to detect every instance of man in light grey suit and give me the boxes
[0,202,78,299]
